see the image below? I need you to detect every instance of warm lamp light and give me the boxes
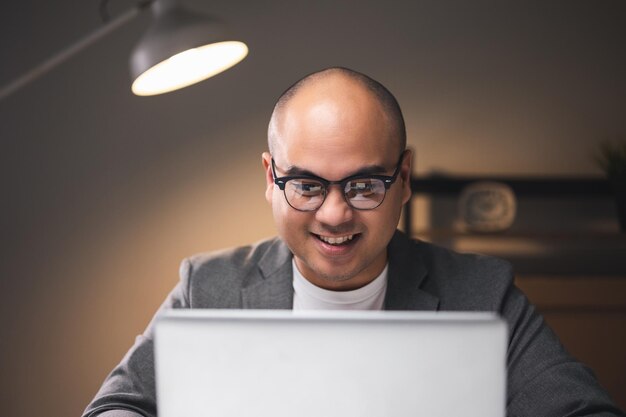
[130,0,249,96]
[131,41,248,96]
[0,0,248,101]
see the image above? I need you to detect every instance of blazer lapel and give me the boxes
[239,231,438,311]
[241,238,294,309]
[384,231,439,311]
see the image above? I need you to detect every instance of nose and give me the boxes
[315,185,353,226]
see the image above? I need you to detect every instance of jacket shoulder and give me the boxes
[179,236,286,307]
[414,238,514,310]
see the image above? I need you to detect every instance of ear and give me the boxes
[261,152,274,204]
[400,149,413,205]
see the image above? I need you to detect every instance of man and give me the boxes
[83,67,624,416]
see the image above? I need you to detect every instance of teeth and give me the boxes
[319,234,354,245]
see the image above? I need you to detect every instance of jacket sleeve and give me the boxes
[81,259,194,417]
[502,284,624,417]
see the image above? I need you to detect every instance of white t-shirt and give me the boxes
[292,259,388,310]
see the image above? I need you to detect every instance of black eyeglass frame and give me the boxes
[271,151,407,211]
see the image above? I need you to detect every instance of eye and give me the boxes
[346,179,385,201]
[351,180,375,192]
[346,180,375,197]
[291,180,324,197]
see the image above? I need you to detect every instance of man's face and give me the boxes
[263,77,411,291]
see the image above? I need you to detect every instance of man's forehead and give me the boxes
[277,79,389,141]
[276,155,394,181]
[274,131,399,179]
[268,70,404,162]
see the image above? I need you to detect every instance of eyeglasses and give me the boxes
[271,152,405,211]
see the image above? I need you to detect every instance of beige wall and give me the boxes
[1,1,625,416]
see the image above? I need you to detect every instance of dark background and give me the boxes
[1,1,625,416]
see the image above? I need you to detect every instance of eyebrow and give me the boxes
[282,163,389,179]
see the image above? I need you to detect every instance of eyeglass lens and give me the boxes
[285,178,387,210]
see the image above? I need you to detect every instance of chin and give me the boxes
[314,261,363,283]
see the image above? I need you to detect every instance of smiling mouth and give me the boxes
[315,234,358,246]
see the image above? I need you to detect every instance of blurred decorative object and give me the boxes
[458,181,517,232]
[0,0,248,100]
[595,139,626,231]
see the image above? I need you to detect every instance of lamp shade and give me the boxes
[130,0,248,96]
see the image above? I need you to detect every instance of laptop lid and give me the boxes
[154,309,507,417]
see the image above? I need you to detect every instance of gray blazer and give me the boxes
[83,231,624,417]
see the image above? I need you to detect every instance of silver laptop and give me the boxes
[154,309,507,417]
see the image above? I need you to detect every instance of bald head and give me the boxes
[268,67,406,158]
